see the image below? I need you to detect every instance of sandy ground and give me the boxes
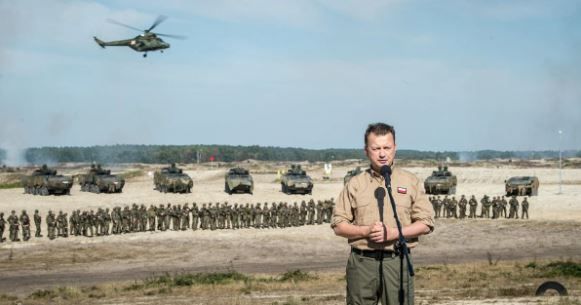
[0,163,580,299]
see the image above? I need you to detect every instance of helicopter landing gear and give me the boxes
[143,53,147,58]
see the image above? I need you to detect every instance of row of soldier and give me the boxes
[0,199,336,242]
[429,195,530,219]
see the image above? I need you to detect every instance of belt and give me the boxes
[351,247,402,259]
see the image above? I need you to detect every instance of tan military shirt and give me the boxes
[332,166,435,251]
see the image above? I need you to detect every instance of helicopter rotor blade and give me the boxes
[155,33,187,40]
[147,15,167,32]
[106,19,143,32]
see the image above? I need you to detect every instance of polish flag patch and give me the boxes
[397,187,407,194]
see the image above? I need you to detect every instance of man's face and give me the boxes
[365,132,397,172]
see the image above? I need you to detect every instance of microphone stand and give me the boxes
[384,173,414,305]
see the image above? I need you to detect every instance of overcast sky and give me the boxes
[1,0,580,155]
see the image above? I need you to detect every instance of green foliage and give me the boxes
[143,271,250,288]
[278,269,318,282]
[526,261,581,278]
[0,182,22,189]
[541,261,581,278]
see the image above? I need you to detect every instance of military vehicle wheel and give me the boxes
[535,281,567,296]
[65,189,71,195]
[40,186,49,196]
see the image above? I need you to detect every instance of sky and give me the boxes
[1,0,580,159]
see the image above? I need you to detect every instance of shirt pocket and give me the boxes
[352,186,381,226]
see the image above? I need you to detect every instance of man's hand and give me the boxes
[368,221,398,243]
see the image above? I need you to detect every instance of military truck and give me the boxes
[153,163,193,193]
[344,166,363,185]
[424,165,457,195]
[21,164,73,196]
[225,167,254,194]
[505,176,539,196]
[78,164,125,193]
[281,164,313,195]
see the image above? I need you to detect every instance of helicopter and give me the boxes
[93,15,185,57]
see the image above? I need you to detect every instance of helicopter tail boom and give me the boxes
[94,37,106,48]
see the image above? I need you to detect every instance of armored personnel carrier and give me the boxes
[154,163,193,193]
[281,164,313,195]
[225,167,254,194]
[344,166,363,185]
[78,164,125,193]
[22,164,73,196]
[424,165,457,195]
[505,176,539,196]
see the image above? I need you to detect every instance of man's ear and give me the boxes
[363,146,369,158]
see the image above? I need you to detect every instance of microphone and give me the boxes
[380,165,392,189]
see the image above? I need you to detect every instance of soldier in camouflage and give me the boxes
[0,212,5,242]
[34,210,42,237]
[521,197,529,219]
[20,210,31,241]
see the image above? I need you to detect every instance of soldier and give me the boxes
[291,202,300,226]
[231,203,239,229]
[56,211,66,237]
[501,196,508,218]
[181,203,190,230]
[261,202,270,228]
[200,203,209,230]
[33,210,42,237]
[217,203,225,229]
[521,197,529,219]
[104,208,111,235]
[442,196,450,218]
[307,199,315,225]
[61,213,69,237]
[156,204,165,231]
[69,210,77,236]
[8,210,20,242]
[89,210,97,236]
[191,203,199,230]
[46,210,57,240]
[147,205,156,231]
[225,202,233,229]
[491,197,499,219]
[434,196,442,218]
[458,195,467,219]
[111,207,120,234]
[254,203,263,228]
[450,197,458,218]
[165,203,172,231]
[316,200,323,224]
[468,195,477,218]
[325,198,335,223]
[480,195,491,218]
[0,212,5,242]
[508,196,519,219]
[20,210,31,241]
[208,203,217,230]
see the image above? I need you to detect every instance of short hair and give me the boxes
[364,123,396,147]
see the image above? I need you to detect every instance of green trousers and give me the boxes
[346,250,414,305]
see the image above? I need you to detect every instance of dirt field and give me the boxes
[1,162,580,304]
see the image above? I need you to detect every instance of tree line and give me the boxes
[0,145,579,165]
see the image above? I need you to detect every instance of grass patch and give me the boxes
[0,181,22,189]
[142,271,250,288]
[526,260,581,278]
[278,269,318,282]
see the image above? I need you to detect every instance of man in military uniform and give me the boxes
[458,195,467,219]
[8,210,20,242]
[200,203,209,230]
[332,123,434,305]
[20,210,31,241]
[33,210,42,237]
[434,196,442,218]
[521,197,529,219]
[191,202,200,230]
[46,210,57,240]
[508,196,519,219]
[468,195,477,218]
[0,212,5,242]
[480,195,491,218]
[315,201,323,225]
